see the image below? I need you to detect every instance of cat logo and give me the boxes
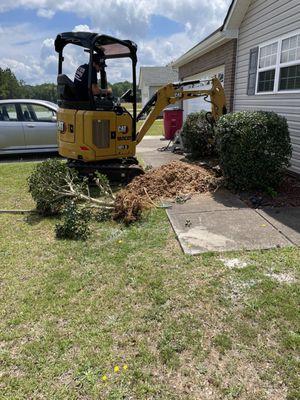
[118,125,128,133]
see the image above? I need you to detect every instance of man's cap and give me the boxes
[92,53,106,66]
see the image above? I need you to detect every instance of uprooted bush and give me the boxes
[216,111,292,191]
[181,111,216,158]
[28,159,145,228]
[28,159,74,216]
[28,159,115,217]
[55,201,91,240]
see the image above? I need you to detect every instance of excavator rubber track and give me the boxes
[67,157,144,183]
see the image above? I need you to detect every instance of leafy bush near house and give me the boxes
[216,111,292,190]
[181,111,216,158]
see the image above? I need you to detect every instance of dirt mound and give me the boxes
[126,160,220,200]
[113,161,221,223]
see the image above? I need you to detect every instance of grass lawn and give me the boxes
[121,103,164,136]
[137,119,164,136]
[0,162,299,400]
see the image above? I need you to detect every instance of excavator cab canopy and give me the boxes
[54,32,138,124]
[54,32,137,62]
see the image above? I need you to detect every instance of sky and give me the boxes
[0,0,231,85]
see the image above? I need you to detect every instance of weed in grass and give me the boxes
[212,333,232,354]
[282,331,300,351]
[287,389,300,400]
[222,384,244,399]
[148,278,169,306]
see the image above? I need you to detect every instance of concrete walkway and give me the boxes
[166,190,300,254]
[137,141,300,254]
[137,136,182,167]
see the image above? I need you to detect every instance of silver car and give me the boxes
[0,99,58,155]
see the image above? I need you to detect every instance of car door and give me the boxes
[0,103,25,152]
[20,103,58,150]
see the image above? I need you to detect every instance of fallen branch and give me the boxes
[143,187,159,208]
[0,209,37,214]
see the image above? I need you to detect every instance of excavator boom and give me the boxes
[136,77,226,144]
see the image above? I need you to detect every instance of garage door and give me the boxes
[183,65,225,120]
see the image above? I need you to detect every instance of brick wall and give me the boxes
[178,39,237,112]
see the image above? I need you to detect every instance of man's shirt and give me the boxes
[74,64,97,100]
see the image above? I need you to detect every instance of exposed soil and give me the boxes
[240,174,300,208]
[113,160,222,223]
[113,161,300,223]
[125,160,220,200]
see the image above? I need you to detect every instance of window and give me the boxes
[258,69,275,92]
[0,104,18,121]
[256,31,300,94]
[21,103,56,122]
[257,42,277,93]
[279,65,300,90]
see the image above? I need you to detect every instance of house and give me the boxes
[138,66,178,106]
[173,0,300,175]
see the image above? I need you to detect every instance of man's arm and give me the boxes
[92,84,100,95]
[92,85,112,96]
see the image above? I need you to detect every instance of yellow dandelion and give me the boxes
[101,375,107,382]
[123,365,128,371]
[118,240,123,244]
[114,365,120,373]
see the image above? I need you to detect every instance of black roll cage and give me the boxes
[54,31,138,140]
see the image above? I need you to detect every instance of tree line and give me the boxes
[0,67,141,103]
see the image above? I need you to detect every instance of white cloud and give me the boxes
[0,58,44,82]
[37,8,55,18]
[0,0,232,84]
[72,25,91,32]
[0,0,231,39]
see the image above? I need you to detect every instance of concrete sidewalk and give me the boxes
[138,138,300,254]
[166,190,300,254]
[137,136,182,167]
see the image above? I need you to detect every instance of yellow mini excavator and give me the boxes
[55,31,227,180]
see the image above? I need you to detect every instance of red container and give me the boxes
[163,108,183,140]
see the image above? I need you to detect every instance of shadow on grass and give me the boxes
[24,212,45,226]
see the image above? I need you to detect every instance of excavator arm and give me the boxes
[136,77,227,145]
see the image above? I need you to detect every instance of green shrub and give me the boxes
[94,209,112,222]
[55,202,91,240]
[28,159,74,216]
[181,111,216,158]
[216,111,292,190]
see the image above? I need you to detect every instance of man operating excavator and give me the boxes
[74,53,112,100]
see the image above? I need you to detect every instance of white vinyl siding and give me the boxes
[234,0,300,175]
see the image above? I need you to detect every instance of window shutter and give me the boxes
[247,47,259,95]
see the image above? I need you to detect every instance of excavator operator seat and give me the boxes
[57,74,91,110]
[57,74,77,101]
